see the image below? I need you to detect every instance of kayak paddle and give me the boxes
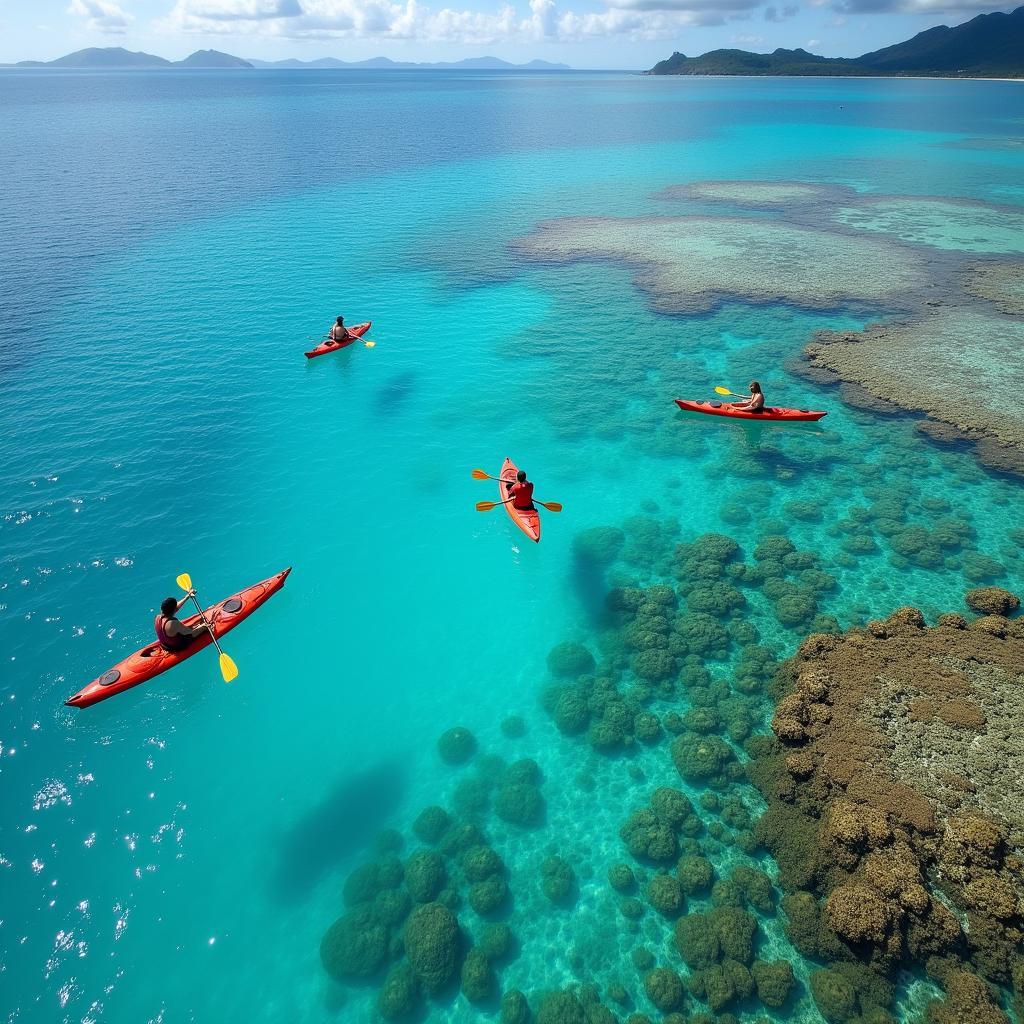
[472,470,561,511]
[714,386,746,398]
[472,468,549,486]
[175,573,239,683]
[476,498,563,513]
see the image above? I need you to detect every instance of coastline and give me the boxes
[644,71,1024,81]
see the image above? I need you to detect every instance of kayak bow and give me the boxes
[674,399,827,422]
[304,322,371,359]
[65,568,292,708]
[499,457,540,544]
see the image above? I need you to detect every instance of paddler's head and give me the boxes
[336,316,344,325]
[517,470,526,482]
[749,380,762,394]
[160,597,178,617]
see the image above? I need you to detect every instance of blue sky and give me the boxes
[1,0,1016,68]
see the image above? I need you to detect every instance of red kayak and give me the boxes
[499,457,540,544]
[65,569,292,708]
[304,322,371,359]
[675,399,827,422]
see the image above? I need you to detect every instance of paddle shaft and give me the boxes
[184,592,225,656]
[482,496,559,512]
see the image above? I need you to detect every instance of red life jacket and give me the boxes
[510,481,534,510]
[155,614,192,652]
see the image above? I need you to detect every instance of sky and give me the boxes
[0,0,1017,68]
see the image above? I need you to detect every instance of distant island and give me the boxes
[4,47,571,72]
[649,5,1024,79]
[11,48,252,69]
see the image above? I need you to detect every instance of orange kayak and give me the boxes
[500,457,540,544]
[304,322,371,359]
[65,569,291,708]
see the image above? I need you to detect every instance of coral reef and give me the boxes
[803,310,1024,475]
[547,641,596,678]
[966,261,1024,315]
[404,850,446,903]
[511,215,927,315]
[413,805,451,845]
[658,180,842,208]
[644,967,686,1011]
[319,481,1024,1024]
[541,855,578,907]
[404,902,461,993]
[320,907,390,981]
[965,587,1020,616]
[833,196,1024,254]
[438,727,478,765]
[753,595,1024,1011]
[502,989,531,1024]
[460,948,495,1003]
[378,961,421,1020]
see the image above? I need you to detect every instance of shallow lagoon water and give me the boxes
[1,71,1023,1023]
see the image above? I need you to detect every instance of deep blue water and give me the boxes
[1,69,1022,1024]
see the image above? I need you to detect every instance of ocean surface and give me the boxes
[1,69,1023,1023]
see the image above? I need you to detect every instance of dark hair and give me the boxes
[160,597,178,617]
[749,380,762,394]
[336,316,344,324]
[517,470,526,482]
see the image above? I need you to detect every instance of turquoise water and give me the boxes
[1,71,1023,1023]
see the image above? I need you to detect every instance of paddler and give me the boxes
[506,469,535,511]
[155,592,209,652]
[730,380,765,414]
[328,316,350,344]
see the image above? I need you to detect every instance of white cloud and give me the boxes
[603,0,760,18]
[527,0,558,35]
[68,0,133,32]
[166,0,519,39]
[832,0,1010,13]
[185,0,301,19]
[164,0,735,40]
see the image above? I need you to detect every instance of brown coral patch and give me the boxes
[758,594,1024,986]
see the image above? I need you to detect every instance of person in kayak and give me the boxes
[328,316,350,344]
[155,593,209,653]
[730,381,765,414]
[505,469,535,511]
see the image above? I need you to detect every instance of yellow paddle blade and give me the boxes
[176,573,193,591]
[539,501,563,512]
[364,340,376,348]
[714,386,736,397]
[219,651,238,683]
[471,469,490,480]
[476,500,498,511]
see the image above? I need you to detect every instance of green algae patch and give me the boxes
[511,215,927,314]
[805,309,1024,471]
[833,197,1024,254]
